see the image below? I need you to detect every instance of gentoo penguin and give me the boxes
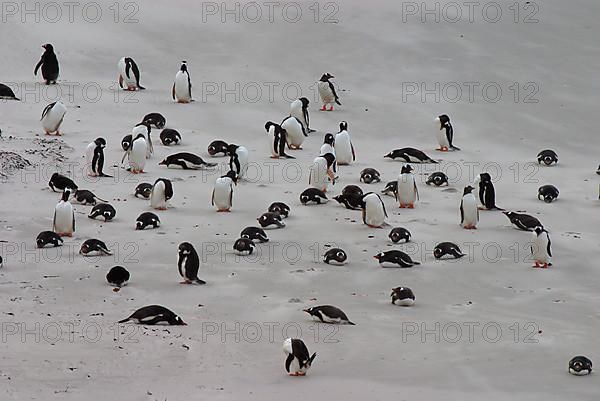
[384,148,437,163]
[207,140,229,156]
[434,114,460,151]
[268,202,290,218]
[531,226,552,268]
[318,73,341,111]
[569,356,592,376]
[397,164,419,208]
[281,115,307,150]
[300,188,328,205]
[150,178,173,210]
[257,212,285,228]
[134,183,153,199]
[290,97,314,133]
[474,172,503,210]
[537,149,558,166]
[502,211,542,231]
[360,168,381,184]
[391,287,415,306]
[538,185,559,203]
[460,186,479,229]
[172,61,192,103]
[121,134,133,151]
[79,239,112,256]
[361,192,388,228]
[178,242,206,284]
[48,173,77,192]
[0,83,20,100]
[159,129,181,146]
[320,133,336,157]
[106,266,130,292]
[304,305,354,325]
[309,153,336,192]
[426,171,449,187]
[123,134,147,173]
[36,231,63,248]
[233,238,255,255]
[342,185,363,197]
[335,121,356,165]
[72,189,107,205]
[374,250,420,268]
[323,248,347,265]
[119,305,186,325]
[159,153,217,169]
[41,101,67,135]
[333,193,363,210]
[88,203,116,222]
[132,121,153,158]
[381,181,398,197]
[227,144,249,179]
[85,138,111,177]
[136,212,160,230]
[434,242,465,259]
[240,227,269,243]
[142,113,166,129]
[117,57,145,90]
[597,165,600,175]
[389,227,411,243]
[283,338,316,376]
[265,121,294,159]
[53,189,75,237]
[212,171,237,212]
[34,44,59,84]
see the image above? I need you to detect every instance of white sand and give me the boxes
[1,0,599,400]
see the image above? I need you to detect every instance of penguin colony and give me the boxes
[0,43,595,382]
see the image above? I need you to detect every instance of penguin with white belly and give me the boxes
[309,153,336,193]
[53,189,75,237]
[361,192,388,228]
[531,226,552,268]
[212,170,237,212]
[335,121,355,165]
[397,164,419,208]
[283,338,317,376]
[281,115,307,150]
[172,61,192,103]
[177,242,206,284]
[122,134,147,174]
[265,121,294,159]
[150,178,173,210]
[318,73,341,111]
[434,114,460,151]
[118,57,145,90]
[132,122,153,158]
[85,138,111,177]
[227,144,249,179]
[41,101,67,136]
[460,186,479,229]
[290,97,314,133]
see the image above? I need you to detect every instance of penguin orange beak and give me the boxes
[302,309,309,313]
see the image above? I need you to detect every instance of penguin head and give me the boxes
[401,164,413,174]
[436,114,450,128]
[543,194,554,203]
[42,43,54,52]
[339,121,348,131]
[223,170,238,184]
[480,172,492,182]
[172,315,187,325]
[94,137,106,148]
[323,133,335,145]
[178,242,194,256]
[61,189,71,201]
[463,185,475,195]
[533,226,545,235]
[299,97,310,108]
[433,247,444,259]
[302,307,317,317]
[159,158,168,165]
[264,121,276,133]
[320,73,334,81]
[302,353,317,370]
[121,134,132,151]
[226,144,239,156]
[79,242,90,255]
[180,61,188,72]
[373,252,385,261]
[135,221,144,230]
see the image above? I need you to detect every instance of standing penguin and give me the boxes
[34,44,59,84]
[320,133,336,157]
[53,189,75,237]
[212,171,237,212]
[531,226,552,268]
[283,338,316,376]
[474,173,502,210]
[172,61,192,103]
[132,121,153,158]
[309,153,336,193]
[460,186,479,229]
[361,192,388,228]
[177,242,206,284]
[117,57,145,90]
[85,138,111,177]
[290,97,314,133]
[150,178,173,210]
[123,134,147,174]
[265,121,293,159]
[318,73,341,111]
[434,114,460,151]
[281,115,307,150]
[41,101,67,136]
[227,144,249,179]
[335,121,356,165]
[397,164,419,208]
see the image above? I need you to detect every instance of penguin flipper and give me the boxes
[351,143,356,161]
[547,235,552,257]
[118,74,124,88]
[34,59,43,75]
[460,201,465,224]
[172,84,176,100]
[195,278,206,285]
[211,189,215,206]
[285,354,294,373]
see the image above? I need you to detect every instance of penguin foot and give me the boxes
[44,131,51,135]
[155,207,167,211]
[320,106,327,111]
[113,287,120,292]
[56,131,62,136]
[328,106,334,111]
[399,204,406,208]
[436,147,449,152]
[408,204,414,209]
[217,209,231,212]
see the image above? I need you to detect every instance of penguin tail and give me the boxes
[335,99,342,106]
[456,253,466,258]
[450,145,461,151]
[283,154,296,159]
[308,129,317,133]
[412,261,421,265]
[99,174,113,178]
[96,197,109,203]
[428,159,439,164]
[195,278,207,285]
[347,321,356,326]
[137,85,146,90]
[203,162,218,168]
[118,318,130,324]
[492,206,505,211]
